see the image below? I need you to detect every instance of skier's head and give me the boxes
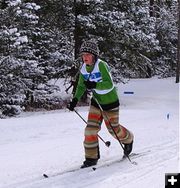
[80,39,99,65]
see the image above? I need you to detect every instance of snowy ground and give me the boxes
[0,77,179,188]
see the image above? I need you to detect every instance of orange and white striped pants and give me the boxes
[84,105,134,159]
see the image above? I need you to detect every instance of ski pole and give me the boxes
[74,109,111,147]
[92,96,135,164]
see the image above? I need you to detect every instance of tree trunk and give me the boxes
[176,0,180,83]
[74,0,79,60]
[149,0,154,17]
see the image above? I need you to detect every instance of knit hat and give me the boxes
[79,40,100,56]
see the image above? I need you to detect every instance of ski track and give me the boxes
[0,78,178,188]
[3,139,178,188]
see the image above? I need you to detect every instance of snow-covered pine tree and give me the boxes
[64,0,160,80]
[0,0,47,116]
[68,0,177,80]
[89,0,161,79]
[0,0,178,116]
[29,0,75,107]
[153,0,178,77]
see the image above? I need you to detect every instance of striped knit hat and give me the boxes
[80,40,100,56]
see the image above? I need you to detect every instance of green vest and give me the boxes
[74,59,119,107]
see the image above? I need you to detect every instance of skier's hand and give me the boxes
[67,98,78,111]
[84,80,96,89]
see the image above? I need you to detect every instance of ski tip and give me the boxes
[43,174,49,178]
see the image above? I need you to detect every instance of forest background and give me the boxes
[0,0,179,117]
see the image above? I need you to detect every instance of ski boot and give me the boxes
[124,141,133,156]
[80,158,98,168]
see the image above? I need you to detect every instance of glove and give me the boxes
[84,80,96,89]
[67,98,78,111]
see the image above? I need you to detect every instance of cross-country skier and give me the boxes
[67,40,134,168]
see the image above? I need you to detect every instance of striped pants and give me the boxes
[84,105,134,159]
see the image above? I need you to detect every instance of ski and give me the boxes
[43,166,85,178]
[91,152,147,171]
[43,150,150,178]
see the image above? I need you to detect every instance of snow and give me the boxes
[14,36,28,45]
[23,13,39,21]
[8,0,21,7]
[25,3,41,10]
[9,28,18,35]
[0,77,179,188]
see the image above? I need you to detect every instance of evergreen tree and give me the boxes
[0,0,178,116]
[0,0,46,116]
[154,0,178,77]
[64,1,158,79]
